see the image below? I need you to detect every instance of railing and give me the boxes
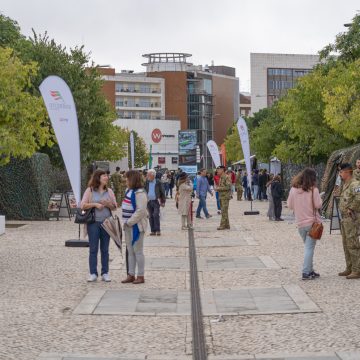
[115,88,161,94]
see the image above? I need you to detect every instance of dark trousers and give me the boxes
[273,197,282,219]
[87,221,110,276]
[147,200,161,232]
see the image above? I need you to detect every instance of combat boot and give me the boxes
[346,272,360,279]
[338,270,352,276]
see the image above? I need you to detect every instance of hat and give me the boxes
[340,163,353,171]
[179,172,188,179]
[217,165,226,170]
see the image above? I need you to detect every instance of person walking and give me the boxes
[161,171,171,198]
[287,168,322,280]
[169,171,175,199]
[338,163,360,279]
[236,170,243,201]
[176,172,193,230]
[196,169,213,219]
[121,170,148,284]
[81,169,117,282]
[145,169,166,236]
[214,169,221,215]
[216,165,232,230]
[271,175,284,221]
[266,174,275,220]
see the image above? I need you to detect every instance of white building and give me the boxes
[113,118,181,170]
[250,53,320,115]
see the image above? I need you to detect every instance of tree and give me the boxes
[127,131,149,168]
[224,123,243,163]
[0,47,52,165]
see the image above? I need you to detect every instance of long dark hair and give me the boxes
[88,169,108,190]
[126,170,143,189]
[292,168,317,192]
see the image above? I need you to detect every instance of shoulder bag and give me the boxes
[74,189,96,224]
[309,188,323,240]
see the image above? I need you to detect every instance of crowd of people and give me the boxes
[80,160,360,284]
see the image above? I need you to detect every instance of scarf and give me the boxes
[128,188,140,246]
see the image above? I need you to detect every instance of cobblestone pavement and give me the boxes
[1,197,360,360]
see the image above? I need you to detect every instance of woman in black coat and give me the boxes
[271,175,284,221]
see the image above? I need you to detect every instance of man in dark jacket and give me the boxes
[271,175,284,221]
[259,169,269,200]
[145,169,166,235]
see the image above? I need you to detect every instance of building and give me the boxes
[250,53,320,115]
[239,92,251,117]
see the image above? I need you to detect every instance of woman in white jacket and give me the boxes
[176,172,193,230]
[121,170,148,284]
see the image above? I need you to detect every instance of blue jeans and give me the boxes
[215,192,221,210]
[298,225,316,274]
[253,185,259,200]
[196,195,209,217]
[87,221,110,276]
[164,183,170,197]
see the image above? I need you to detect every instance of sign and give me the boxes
[179,130,197,155]
[39,76,81,206]
[158,156,166,164]
[46,192,71,221]
[236,117,251,187]
[152,128,162,143]
[207,140,221,168]
[172,157,178,164]
[179,165,197,175]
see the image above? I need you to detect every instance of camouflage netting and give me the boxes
[321,143,360,218]
[0,153,56,220]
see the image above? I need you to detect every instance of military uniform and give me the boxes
[339,177,360,276]
[235,173,243,201]
[110,172,122,207]
[217,174,232,229]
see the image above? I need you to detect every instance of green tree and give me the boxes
[0,47,52,165]
[127,131,149,168]
[224,123,243,163]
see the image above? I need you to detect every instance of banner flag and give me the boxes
[207,140,221,168]
[39,76,81,206]
[236,117,251,186]
[130,131,135,169]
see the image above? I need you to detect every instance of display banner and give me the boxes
[236,117,251,186]
[207,140,221,168]
[130,131,135,169]
[39,76,81,206]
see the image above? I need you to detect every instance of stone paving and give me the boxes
[1,197,360,359]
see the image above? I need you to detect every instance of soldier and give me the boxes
[110,167,122,207]
[216,165,232,230]
[118,171,127,205]
[353,158,360,181]
[235,170,243,201]
[338,163,360,279]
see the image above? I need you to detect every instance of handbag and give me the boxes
[74,189,96,224]
[309,188,323,240]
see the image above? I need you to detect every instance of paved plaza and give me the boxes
[1,198,360,359]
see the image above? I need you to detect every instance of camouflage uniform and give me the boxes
[217,174,232,229]
[118,174,127,205]
[235,173,243,201]
[110,172,122,207]
[339,178,360,273]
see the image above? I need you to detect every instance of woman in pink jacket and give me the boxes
[287,168,322,280]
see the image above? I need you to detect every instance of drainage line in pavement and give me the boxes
[188,227,208,360]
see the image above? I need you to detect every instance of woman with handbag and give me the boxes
[121,170,148,284]
[176,172,193,230]
[287,168,323,280]
[81,169,117,282]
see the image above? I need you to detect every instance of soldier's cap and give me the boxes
[339,163,353,171]
[216,165,226,170]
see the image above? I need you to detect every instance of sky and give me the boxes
[1,0,359,91]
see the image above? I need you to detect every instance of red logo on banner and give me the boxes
[152,128,162,143]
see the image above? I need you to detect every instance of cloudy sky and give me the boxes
[2,0,359,91]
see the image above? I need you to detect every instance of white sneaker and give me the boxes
[102,273,111,282]
[87,274,97,282]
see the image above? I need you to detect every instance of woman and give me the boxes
[81,169,117,282]
[176,172,193,230]
[271,175,284,221]
[214,169,221,214]
[161,171,171,198]
[121,170,148,284]
[287,168,322,280]
[266,174,275,220]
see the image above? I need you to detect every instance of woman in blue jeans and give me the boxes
[81,169,117,282]
[287,168,322,280]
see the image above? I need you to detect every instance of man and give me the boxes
[235,170,243,201]
[252,170,260,200]
[353,158,360,181]
[196,169,213,219]
[110,167,122,206]
[258,169,268,201]
[216,165,232,230]
[338,163,360,279]
[145,169,166,236]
